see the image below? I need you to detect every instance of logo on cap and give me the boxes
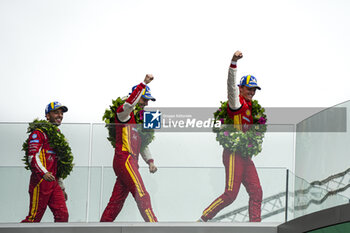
[239,75,261,90]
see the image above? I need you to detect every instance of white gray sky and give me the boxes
[1,0,350,123]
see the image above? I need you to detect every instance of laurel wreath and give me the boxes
[213,100,267,158]
[22,119,74,179]
[102,97,155,152]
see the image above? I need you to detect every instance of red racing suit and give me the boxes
[100,82,157,222]
[201,63,262,222]
[22,129,68,222]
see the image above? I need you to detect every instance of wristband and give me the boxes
[230,61,237,68]
[147,159,154,165]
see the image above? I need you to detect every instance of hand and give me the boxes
[148,162,158,174]
[63,190,68,201]
[144,74,154,84]
[43,172,55,182]
[231,50,243,62]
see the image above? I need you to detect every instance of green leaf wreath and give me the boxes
[213,100,267,158]
[102,97,155,152]
[22,119,74,179]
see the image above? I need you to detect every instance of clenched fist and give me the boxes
[144,74,154,84]
[149,161,158,174]
[231,51,243,62]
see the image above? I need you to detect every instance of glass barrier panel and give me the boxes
[0,123,29,166]
[295,103,350,198]
[60,123,91,166]
[0,166,288,223]
[90,123,295,169]
[289,171,349,219]
[0,167,31,222]
[0,122,295,223]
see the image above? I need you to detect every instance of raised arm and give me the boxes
[117,74,154,122]
[227,51,243,110]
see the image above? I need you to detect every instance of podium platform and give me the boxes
[0,222,279,233]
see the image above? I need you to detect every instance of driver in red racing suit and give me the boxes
[200,51,263,222]
[100,74,158,222]
[22,102,69,222]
